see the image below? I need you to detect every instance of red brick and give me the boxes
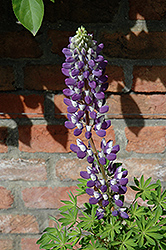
[101,31,166,59]
[0,187,13,209]
[24,65,65,90]
[0,159,47,181]
[0,66,15,91]
[54,94,67,119]
[18,124,115,153]
[0,127,8,153]
[128,0,166,20]
[55,158,87,181]
[0,214,39,233]
[0,94,44,119]
[125,187,148,206]
[21,238,43,250]
[47,30,75,56]
[22,186,89,208]
[0,239,13,250]
[132,66,166,92]
[125,126,166,153]
[0,31,42,58]
[106,94,166,119]
[106,65,125,92]
[121,158,166,182]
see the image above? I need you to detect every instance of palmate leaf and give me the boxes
[68,227,82,247]
[82,237,107,250]
[59,207,78,227]
[111,231,137,250]
[60,191,77,212]
[148,187,166,210]
[78,206,98,230]
[130,176,159,201]
[36,233,53,247]
[97,216,121,241]
[12,0,44,35]
[133,215,163,248]
[130,201,146,219]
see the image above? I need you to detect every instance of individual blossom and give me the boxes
[70,138,87,159]
[98,138,120,165]
[112,208,129,219]
[62,26,110,139]
[110,166,128,195]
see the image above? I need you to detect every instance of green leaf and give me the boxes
[134,177,140,187]
[59,208,77,227]
[130,202,146,219]
[159,241,166,250]
[140,175,145,187]
[12,0,44,36]
[144,177,152,188]
[130,185,140,191]
[36,233,51,246]
[154,206,162,223]
[98,216,121,241]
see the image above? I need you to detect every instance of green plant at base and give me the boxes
[37,178,166,249]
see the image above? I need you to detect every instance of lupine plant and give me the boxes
[37,26,166,250]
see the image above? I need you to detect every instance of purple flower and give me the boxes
[61,27,130,222]
[62,26,109,139]
[96,207,105,219]
[112,208,129,219]
[89,197,98,204]
[80,171,90,179]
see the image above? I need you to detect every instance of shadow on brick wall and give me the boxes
[0,95,68,151]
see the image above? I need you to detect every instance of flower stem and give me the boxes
[89,137,107,182]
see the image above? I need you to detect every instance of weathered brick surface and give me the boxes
[55,158,87,180]
[132,66,166,92]
[0,94,44,119]
[0,187,14,209]
[125,187,148,207]
[0,159,47,181]
[106,94,166,119]
[0,214,39,233]
[0,239,13,250]
[44,0,121,23]
[0,66,15,91]
[24,65,65,90]
[0,127,8,153]
[22,186,89,208]
[54,92,166,120]
[125,126,166,153]
[0,31,42,58]
[54,94,67,119]
[128,0,166,20]
[18,124,115,153]
[21,238,42,250]
[106,65,125,92]
[101,31,166,59]
[121,158,166,182]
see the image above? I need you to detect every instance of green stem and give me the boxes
[89,136,107,181]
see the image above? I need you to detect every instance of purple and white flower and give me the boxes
[62,26,110,139]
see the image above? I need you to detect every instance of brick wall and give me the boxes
[0,0,166,249]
